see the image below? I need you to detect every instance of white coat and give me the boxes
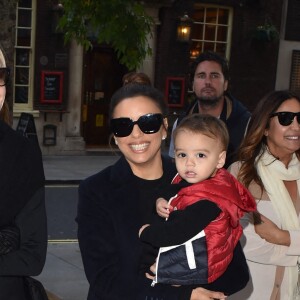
[228,162,300,300]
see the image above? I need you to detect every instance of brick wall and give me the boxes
[155,0,283,112]
[34,0,69,110]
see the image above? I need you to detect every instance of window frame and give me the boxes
[190,3,233,60]
[13,0,38,116]
[289,50,300,95]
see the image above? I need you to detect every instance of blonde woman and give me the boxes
[0,48,47,299]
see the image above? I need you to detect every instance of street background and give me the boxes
[37,153,120,300]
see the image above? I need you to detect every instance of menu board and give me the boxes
[40,71,63,104]
[165,77,185,107]
[16,112,38,143]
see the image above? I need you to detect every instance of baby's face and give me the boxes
[174,130,226,184]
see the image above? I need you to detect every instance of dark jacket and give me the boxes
[173,93,251,168]
[77,155,191,300]
[0,120,47,299]
[77,155,250,300]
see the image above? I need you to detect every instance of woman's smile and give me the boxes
[129,142,150,152]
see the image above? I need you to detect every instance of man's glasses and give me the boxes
[110,113,164,137]
[270,111,300,126]
[0,68,10,86]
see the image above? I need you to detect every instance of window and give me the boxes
[190,4,233,59]
[14,0,36,113]
[290,50,300,95]
[285,0,300,41]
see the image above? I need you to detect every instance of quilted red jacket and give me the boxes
[170,168,256,282]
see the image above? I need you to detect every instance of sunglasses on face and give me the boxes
[110,113,164,137]
[269,111,300,126]
[0,68,10,87]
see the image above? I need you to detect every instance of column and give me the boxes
[63,39,85,152]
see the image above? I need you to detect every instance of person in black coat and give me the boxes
[77,83,246,300]
[0,48,47,300]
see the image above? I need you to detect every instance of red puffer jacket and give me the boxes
[170,168,256,282]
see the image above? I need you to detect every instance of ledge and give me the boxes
[13,110,40,118]
[39,110,70,122]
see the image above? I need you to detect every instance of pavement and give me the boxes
[36,152,120,300]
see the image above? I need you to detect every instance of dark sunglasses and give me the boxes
[0,68,10,86]
[110,113,164,137]
[270,111,300,126]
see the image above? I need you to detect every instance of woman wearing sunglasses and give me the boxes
[0,48,47,298]
[77,83,232,300]
[228,90,300,300]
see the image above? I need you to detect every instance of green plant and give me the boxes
[58,0,154,70]
[253,20,279,42]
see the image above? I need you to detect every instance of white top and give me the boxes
[228,162,300,300]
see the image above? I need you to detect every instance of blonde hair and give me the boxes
[0,48,6,67]
[0,47,10,124]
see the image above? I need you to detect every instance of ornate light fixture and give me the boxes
[177,13,193,42]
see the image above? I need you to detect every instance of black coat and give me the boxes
[77,155,196,300]
[77,155,249,300]
[0,120,47,299]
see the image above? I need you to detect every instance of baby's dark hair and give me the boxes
[173,114,229,151]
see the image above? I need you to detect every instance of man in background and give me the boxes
[168,51,251,168]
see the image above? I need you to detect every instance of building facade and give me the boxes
[1,0,300,155]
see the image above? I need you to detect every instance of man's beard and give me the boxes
[197,95,223,108]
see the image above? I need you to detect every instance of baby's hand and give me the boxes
[139,224,150,237]
[156,198,172,219]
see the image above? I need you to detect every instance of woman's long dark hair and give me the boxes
[238,90,300,191]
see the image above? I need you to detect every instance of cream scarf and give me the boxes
[257,151,300,299]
